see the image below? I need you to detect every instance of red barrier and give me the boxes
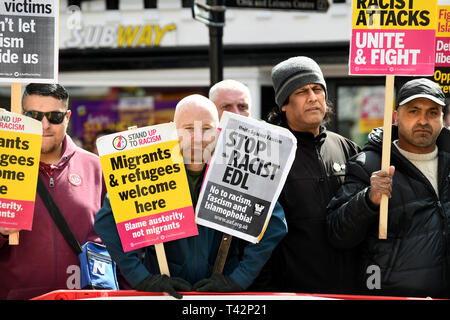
[31,290,437,300]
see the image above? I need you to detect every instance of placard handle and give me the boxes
[127,126,170,276]
[9,82,22,245]
[379,75,394,240]
[212,233,232,275]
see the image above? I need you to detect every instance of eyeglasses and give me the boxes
[23,110,68,124]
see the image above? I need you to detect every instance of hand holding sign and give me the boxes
[135,274,192,299]
[0,107,42,244]
[350,0,437,76]
[195,112,296,271]
[350,0,438,238]
[97,123,199,277]
[0,0,58,244]
[0,0,58,83]
[196,112,296,243]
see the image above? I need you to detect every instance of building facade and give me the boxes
[3,0,414,150]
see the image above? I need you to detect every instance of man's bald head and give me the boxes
[174,94,219,127]
[173,94,219,169]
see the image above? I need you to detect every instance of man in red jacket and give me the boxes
[0,83,106,299]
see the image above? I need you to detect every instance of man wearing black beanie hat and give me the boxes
[250,56,361,294]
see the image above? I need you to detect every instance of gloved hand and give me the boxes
[134,274,192,299]
[193,274,243,292]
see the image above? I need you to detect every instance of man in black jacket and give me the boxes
[251,56,361,294]
[327,78,450,298]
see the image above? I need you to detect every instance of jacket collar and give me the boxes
[436,126,450,153]
[288,125,327,147]
[366,126,450,153]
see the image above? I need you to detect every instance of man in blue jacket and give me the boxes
[94,94,287,298]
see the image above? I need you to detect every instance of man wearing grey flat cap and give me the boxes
[250,56,361,294]
[327,78,450,298]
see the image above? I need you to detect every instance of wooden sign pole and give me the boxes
[155,243,170,276]
[8,82,22,245]
[379,75,395,239]
[212,233,232,275]
[127,126,170,276]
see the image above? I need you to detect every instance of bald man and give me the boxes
[174,94,219,172]
[209,79,251,118]
[94,95,245,298]
[207,81,288,294]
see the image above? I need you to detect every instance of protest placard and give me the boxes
[1,0,58,244]
[349,0,437,76]
[195,112,296,244]
[0,0,58,83]
[0,108,42,231]
[349,0,438,239]
[96,123,198,255]
[434,5,450,95]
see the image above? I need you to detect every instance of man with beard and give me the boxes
[0,84,106,299]
[327,78,450,298]
[253,56,361,294]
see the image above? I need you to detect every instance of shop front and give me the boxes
[1,0,392,150]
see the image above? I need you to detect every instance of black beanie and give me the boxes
[271,56,328,109]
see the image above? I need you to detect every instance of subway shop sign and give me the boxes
[64,23,176,49]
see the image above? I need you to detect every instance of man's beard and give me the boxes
[41,142,60,155]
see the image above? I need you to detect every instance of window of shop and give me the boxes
[66,86,208,153]
[336,84,390,147]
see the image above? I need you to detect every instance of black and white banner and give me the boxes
[195,112,296,243]
[0,0,58,83]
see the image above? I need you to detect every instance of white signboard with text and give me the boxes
[0,0,59,83]
[195,112,296,243]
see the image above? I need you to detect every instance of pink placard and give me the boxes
[0,199,35,231]
[435,36,450,67]
[350,29,436,75]
[116,206,199,252]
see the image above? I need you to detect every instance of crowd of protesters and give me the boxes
[0,56,449,300]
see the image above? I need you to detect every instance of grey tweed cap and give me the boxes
[271,56,328,109]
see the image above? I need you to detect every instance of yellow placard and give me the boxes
[352,0,438,30]
[437,5,450,37]
[100,140,191,224]
[0,110,42,230]
[0,131,41,201]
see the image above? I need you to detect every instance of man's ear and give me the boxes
[393,110,399,126]
[281,105,286,112]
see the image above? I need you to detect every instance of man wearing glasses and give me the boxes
[0,83,106,300]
